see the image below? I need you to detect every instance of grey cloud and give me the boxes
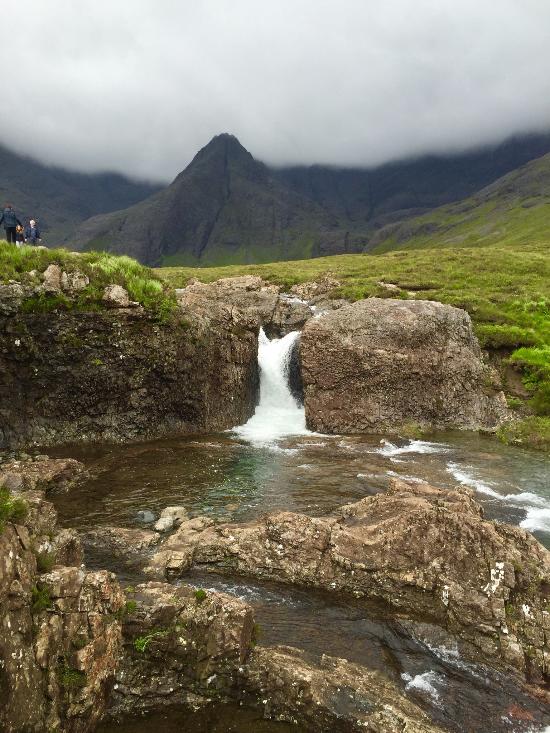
[3,0,550,182]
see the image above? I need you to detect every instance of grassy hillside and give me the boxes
[158,241,550,449]
[370,153,550,253]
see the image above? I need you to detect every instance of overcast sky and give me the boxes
[3,0,550,182]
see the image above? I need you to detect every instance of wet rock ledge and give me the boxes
[149,477,550,688]
[0,459,442,733]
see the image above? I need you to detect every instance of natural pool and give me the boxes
[50,329,550,732]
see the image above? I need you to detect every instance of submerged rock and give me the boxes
[135,509,156,524]
[153,505,189,532]
[149,478,550,687]
[301,298,508,433]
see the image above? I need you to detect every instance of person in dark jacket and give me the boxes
[25,219,41,245]
[0,204,22,245]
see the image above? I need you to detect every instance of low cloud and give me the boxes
[3,0,550,181]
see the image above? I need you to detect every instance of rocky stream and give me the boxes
[1,274,549,732]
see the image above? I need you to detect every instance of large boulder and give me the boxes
[301,298,508,433]
[109,581,255,717]
[149,479,550,686]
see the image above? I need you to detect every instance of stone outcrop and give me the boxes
[0,285,258,448]
[0,455,87,494]
[177,275,312,337]
[108,584,442,732]
[0,490,124,733]
[109,581,254,717]
[301,297,508,433]
[243,646,443,732]
[148,479,550,686]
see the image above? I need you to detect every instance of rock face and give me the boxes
[243,647,443,733]
[301,298,508,433]
[149,479,550,686]
[177,275,312,337]
[109,581,255,717]
[0,290,258,448]
[109,584,442,732]
[0,491,123,733]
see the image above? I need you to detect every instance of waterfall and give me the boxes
[234,328,308,445]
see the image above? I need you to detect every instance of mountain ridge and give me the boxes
[10,131,550,264]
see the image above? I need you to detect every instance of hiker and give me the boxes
[15,224,25,247]
[25,219,41,245]
[0,204,22,245]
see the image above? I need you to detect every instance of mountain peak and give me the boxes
[181,132,266,183]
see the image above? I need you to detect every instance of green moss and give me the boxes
[398,422,426,439]
[71,635,89,650]
[251,622,262,647]
[20,292,73,314]
[475,324,540,349]
[36,551,56,573]
[194,588,207,604]
[133,628,169,652]
[59,666,87,690]
[506,396,524,411]
[0,487,28,532]
[31,585,53,614]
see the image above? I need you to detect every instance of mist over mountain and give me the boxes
[69,132,550,266]
[0,145,160,241]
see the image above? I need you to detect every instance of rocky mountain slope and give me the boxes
[69,132,550,266]
[0,144,160,242]
[371,151,550,252]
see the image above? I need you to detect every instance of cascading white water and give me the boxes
[234,328,308,445]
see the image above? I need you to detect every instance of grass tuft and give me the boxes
[0,486,28,532]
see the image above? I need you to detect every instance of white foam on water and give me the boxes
[401,671,443,702]
[378,439,450,457]
[446,462,550,533]
[233,329,309,447]
[387,470,425,483]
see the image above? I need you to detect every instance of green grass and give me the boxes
[158,240,550,449]
[497,416,550,451]
[0,245,177,318]
[194,588,207,604]
[0,486,28,532]
[31,585,53,614]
